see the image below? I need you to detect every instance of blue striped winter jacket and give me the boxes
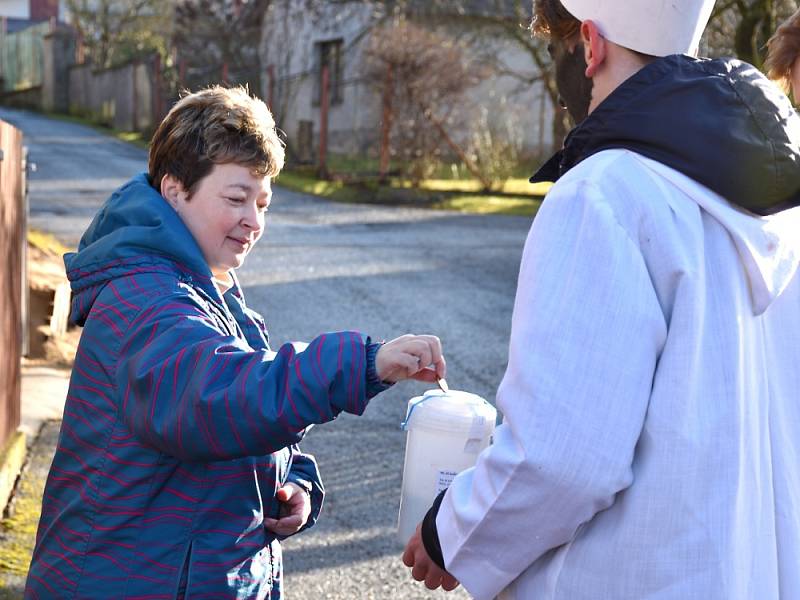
[25,174,386,599]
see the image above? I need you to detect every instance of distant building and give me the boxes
[260,1,555,164]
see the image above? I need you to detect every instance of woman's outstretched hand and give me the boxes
[376,335,445,384]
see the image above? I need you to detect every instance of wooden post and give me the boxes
[318,64,330,179]
[0,121,24,451]
[221,62,229,85]
[379,63,394,183]
[20,147,28,358]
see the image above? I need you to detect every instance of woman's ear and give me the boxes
[581,20,607,78]
[160,174,187,210]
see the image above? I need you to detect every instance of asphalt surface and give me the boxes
[0,106,533,599]
[0,109,147,247]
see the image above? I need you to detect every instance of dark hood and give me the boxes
[532,54,800,216]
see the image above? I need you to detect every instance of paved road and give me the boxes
[1,106,533,599]
[0,108,148,247]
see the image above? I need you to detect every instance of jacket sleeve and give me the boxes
[115,291,377,462]
[433,180,668,599]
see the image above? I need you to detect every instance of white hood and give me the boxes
[637,155,800,315]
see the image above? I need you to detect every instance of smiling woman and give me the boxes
[160,163,272,291]
[24,86,447,600]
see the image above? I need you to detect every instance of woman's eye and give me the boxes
[258,204,270,213]
[226,197,245,204]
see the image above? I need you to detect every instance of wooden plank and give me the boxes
[0,119,24,449]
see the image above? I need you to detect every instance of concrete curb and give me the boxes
[0,432,26,516]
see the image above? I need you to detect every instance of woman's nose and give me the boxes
[241,205,262,230]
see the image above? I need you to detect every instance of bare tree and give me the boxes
[368,0,568,152]
[448,1,571,153]
[701,0,795,67]
[363,18,493,187]
[173,0,272,90]
[66,0,171,68]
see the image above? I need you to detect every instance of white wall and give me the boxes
[261,1,382,159]
[0,0,30,19]
[459,29,556,156]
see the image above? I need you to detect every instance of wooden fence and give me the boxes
[0,21,49,92]
[0,119,24,450]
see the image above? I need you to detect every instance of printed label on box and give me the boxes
[436,470,458,494]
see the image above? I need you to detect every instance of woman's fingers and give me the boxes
[418,335,445,376]
[409,341,434,374]
[377,335,445,382]
[266,483,310,536]
[264,513,303,535]
[410,367,439,383]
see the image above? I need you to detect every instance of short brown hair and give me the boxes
[148,85,285,194]
[765,8,800,94]
[531,0,581,40]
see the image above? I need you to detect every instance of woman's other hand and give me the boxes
[264,482,311,536]
[376,335,445,384]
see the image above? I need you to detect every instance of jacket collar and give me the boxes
[532,55,800,216]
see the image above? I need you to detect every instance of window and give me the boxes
[314,39,344,106]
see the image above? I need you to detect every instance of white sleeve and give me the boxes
[436,180,668,600]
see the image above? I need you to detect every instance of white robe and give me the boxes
[437,149,800,600]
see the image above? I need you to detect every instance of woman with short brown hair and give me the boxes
[25,85,446,599]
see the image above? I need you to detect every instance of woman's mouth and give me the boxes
[227,237,249,252]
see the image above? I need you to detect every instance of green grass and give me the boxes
[0,441,42,595]
[275,171,370,204]
[324,155,385,173]
[432,194,543,216]
[27,229,70,255]
[276,170,548,217]
[402,177,551,197]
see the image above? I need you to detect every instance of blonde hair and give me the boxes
[765,8,800,94]
[148,86,285,194]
